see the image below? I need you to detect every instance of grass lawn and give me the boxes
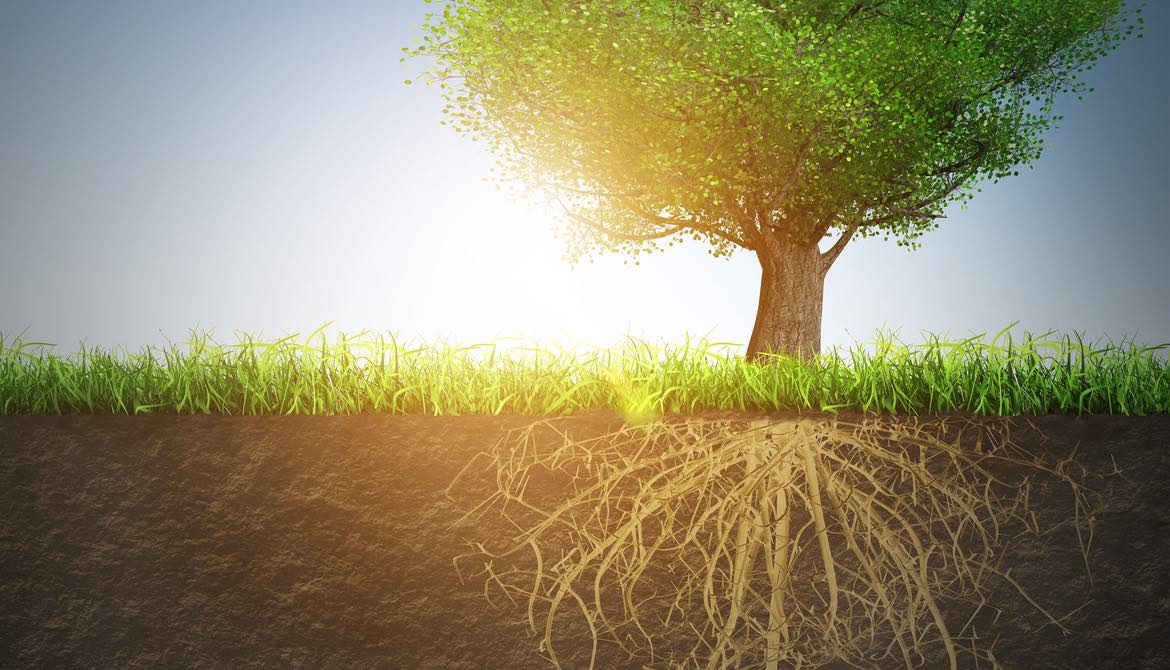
[1,324,1167,669]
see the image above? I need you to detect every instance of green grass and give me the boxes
[0,321,1166,417]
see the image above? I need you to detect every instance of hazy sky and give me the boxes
[1,1,1167,366]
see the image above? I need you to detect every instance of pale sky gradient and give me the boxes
[1,1,1167,366]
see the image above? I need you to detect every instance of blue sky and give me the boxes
[1,1,1166,365]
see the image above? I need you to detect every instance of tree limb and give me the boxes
[765,127,819,212]
[811,208,843,241]
[562,206,686,242]
[546,189,751,248]
[944,1,969,47]
[931,140,989,175]
[886,207,945,220]
[819,222,859,275]
[534,178,646,198]
[834,2,867,30]
[622,194,752,248]
[723,185,765,250]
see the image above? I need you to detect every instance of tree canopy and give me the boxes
[405,0,1140,268]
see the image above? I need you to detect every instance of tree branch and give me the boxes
[542,187,750,248]
[819,222,859,275]
[722,185,765,250]
[887,207,945,220]
[858,179,966,227]
[562,206,686,242]
[931,140,989,175]
[619,193,751,248]
[944,1,968,47]
[834,2,867,30]
[764,127,819,211]
[534,178,646,198]
[811,208,843,241]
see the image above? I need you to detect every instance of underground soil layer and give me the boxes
[0,410,1167,669]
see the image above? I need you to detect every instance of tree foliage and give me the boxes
[405,0,1141,266]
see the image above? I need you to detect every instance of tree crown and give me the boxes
[406,0,1141,264]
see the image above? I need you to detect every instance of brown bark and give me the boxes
[745,230,826,365]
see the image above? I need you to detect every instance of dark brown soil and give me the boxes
[1,410,1168,669]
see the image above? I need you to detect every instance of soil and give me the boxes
[1,410,1168,669]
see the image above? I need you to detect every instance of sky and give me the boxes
[1,1,1167,368]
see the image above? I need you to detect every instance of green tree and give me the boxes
[405,0,1141,362]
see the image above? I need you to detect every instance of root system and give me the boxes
[448,415,1094,670]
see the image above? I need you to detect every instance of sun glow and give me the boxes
[423,190,603,345]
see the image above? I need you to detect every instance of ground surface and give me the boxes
[1,410,1167,669]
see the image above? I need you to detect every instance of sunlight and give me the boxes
[429,193,601,343]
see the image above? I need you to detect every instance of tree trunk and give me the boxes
[746,232,826,365]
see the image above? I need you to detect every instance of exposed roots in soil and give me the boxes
[448,416,1094,670]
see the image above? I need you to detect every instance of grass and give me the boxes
[0,321,1165,417]
[1,321,1153,668]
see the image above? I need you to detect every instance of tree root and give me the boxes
[450,415,1094,670]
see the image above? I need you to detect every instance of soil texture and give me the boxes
[1,410,1168,669]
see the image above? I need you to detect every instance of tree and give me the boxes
[405,0,1141,363]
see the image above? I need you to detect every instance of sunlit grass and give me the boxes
[0,321,1166,417]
